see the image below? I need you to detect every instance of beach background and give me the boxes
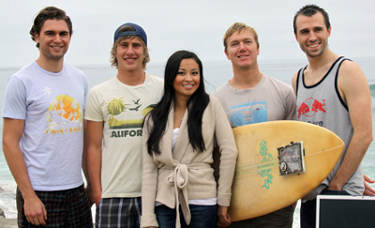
[1,0,375,227]
[1,57,375,227]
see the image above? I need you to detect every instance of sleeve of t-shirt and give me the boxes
[2,76,27,120]
[84,88,104,122]
[284,88,297,121]
[82,74,88,110]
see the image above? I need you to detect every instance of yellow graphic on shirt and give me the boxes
[46,95,82,134]
[107,98,125,116]
[106,97,154,130]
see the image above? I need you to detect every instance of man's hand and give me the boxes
[84,184,95,207]
[217,205,231,227]
[363,174,375,196]
[24,195,47,226]
[89,186,102,206]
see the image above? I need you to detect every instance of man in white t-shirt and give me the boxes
[2,6,92,227]
[85,22,163,227]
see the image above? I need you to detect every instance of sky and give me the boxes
[1,0,375,68]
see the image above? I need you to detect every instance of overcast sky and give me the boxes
[1,0,375,68]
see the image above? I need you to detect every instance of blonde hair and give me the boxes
[223,22,259,51]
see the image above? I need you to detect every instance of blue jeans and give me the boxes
[300,188,349,228]
[155,204,218,228]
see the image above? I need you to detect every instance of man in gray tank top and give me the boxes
[292,4,374,228]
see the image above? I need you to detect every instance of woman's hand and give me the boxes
[217,205,231,227]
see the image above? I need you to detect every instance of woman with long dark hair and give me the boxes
[141,50,238,228]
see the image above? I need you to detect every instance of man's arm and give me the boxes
[329,61,373,190]
[82,119,89,180]
[285,86,297,120]
[2,118,47,225]
[81,118,94,205]
[86,120,104,205]
[291,72,298,94]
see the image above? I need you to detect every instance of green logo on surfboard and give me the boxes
[257,140,275,189]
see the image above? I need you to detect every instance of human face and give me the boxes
[225,30,259,69]
[116,37,145,72]
[295,12,331,58]
[173,58,201,101]
[34,19,71,61]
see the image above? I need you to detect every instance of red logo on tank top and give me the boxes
[298,97,326,118]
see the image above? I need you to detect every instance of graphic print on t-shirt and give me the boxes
[229,101,268,127]
[106,97,155,138]
[46,94,83,134]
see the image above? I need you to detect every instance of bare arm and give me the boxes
[82,118,89,181]
[81,118,94,206]
[2,118,47,225]
[291,72,298,94]
[86,120,104,205]
[329,61,373,190]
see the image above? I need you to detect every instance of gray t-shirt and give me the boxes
[212,75,296,127]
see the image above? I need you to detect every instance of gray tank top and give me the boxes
[296,56,364,198]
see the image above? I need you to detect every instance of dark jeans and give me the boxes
[300,188,349,228]
[155,204,218,228]
[229,204,296,228]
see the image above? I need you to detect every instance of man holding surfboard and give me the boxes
[292,4,373,228]
[213,22,297,228]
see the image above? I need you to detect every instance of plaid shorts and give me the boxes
[17,185,93,228]
[96,197,141,228]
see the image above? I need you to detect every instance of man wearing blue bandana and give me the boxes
[85,22,163,227]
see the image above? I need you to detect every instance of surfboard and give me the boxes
[229,120,344,222]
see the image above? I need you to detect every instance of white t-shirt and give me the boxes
[2,62,88,191]
[85,74,163,198]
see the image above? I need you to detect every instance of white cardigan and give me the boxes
[141,95,238,227]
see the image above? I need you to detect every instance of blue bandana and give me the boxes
[113,22,147,46]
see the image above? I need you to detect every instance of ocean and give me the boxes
[1,57,375,227]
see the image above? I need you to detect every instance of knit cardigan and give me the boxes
[141,95,238,227]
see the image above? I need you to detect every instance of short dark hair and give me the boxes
[293,4,330,34]
[30,6,73,48]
